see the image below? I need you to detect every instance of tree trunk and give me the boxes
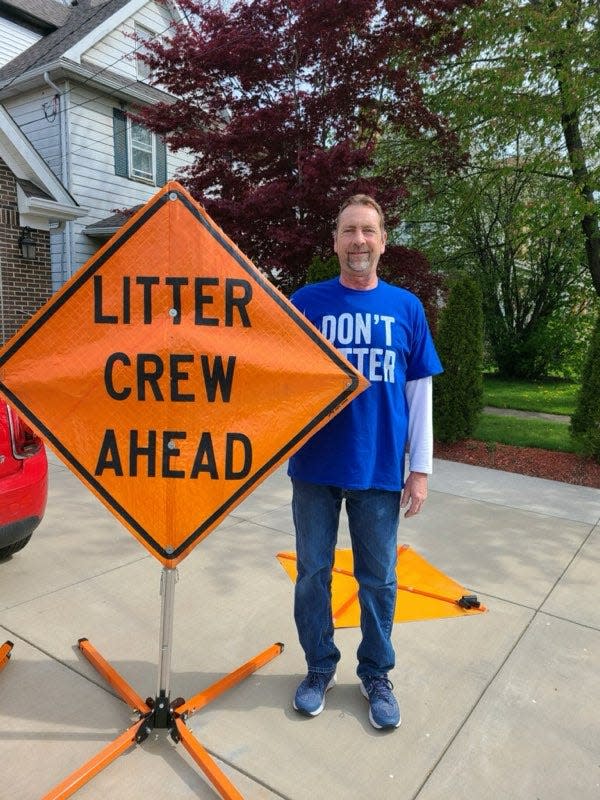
[557,77,600,296]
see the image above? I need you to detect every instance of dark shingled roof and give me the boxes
[84,203,142,236]
[0,0,132,82]
[0,0,71,30]
[16,177,55,200]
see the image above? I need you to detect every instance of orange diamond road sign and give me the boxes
[0,182,367,566]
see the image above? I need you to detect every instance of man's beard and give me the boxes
[346,251,371,271]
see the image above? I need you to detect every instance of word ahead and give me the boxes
[95,429,251,480]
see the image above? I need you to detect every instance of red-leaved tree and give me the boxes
[137,0,475,300]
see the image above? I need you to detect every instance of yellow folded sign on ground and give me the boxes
[277,545,488,627]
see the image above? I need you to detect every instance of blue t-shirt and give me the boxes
[288,278,443,490]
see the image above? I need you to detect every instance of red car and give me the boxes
[0,401,48,560]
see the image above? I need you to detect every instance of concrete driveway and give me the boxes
[1,453,599,799]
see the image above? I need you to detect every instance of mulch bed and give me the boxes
[434,439,600,489]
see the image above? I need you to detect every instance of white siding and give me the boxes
[4,88,63,181]
[50,228,73,289]
[5,88,71,288]
[67,84,193,270]
[4,7,194,289]
[82,0,176,81]
[0,18,41,68]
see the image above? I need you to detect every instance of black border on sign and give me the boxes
[0,189,360,562]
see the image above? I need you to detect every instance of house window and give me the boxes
[134,23,152,81]
[113,108,167,186]
[129,120,154,181]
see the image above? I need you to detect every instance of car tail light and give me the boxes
[8,407,43,459]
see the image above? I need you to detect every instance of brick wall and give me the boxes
[0,158,52,345]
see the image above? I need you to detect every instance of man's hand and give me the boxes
[401,471,428,518]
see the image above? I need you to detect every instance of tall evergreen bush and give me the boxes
[306,255,339,284]
[433,274,484,443]
[570,312,600,462]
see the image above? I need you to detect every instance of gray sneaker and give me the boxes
[360,674,401,729]
[293,670,336,716]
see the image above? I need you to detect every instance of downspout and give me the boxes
[44,72,73,285]
[0,254,5,344]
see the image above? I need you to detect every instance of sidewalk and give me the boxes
[483,405,570,424]
[1,453,599,799]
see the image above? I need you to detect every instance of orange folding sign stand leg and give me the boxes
[41,568,283,800]
[0,640,13,672]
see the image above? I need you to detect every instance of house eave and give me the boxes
[1,104,81,227]
[16,184,87,230]
[83,225,119,240]
[0,59,177,105]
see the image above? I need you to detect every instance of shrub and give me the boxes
[490,312,594,380]
[570,313,600,462]
[306,255,339,284]
[433,274,484,443]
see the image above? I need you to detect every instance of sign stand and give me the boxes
[0,183,366,800]
[42,568,283,800]
[0,640,13,672]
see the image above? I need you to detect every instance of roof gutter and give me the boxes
[1,60,175,105]
[43,70,74,280]
[42,70,61,95]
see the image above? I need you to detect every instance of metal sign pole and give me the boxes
[153,566,178,727]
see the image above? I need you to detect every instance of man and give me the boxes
[287,194,442,730]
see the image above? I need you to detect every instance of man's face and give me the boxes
[333,204,387,282]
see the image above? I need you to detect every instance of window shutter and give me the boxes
[156,137,167,186]
[113,108,129,177]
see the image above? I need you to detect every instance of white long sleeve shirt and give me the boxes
[405,376,433,474]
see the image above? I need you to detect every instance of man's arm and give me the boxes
[401,376,432,518]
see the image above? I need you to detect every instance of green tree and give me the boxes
[420,0,600,298]
[403,163,591,377]
[433,274,484,442]
[136,0,476,294]
[306,255,339,284]
[380,0,600,376]
[570,312,600,461]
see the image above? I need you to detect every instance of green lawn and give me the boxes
[483,374,579,415]
[476,374,583,453]
[474,413,580,453]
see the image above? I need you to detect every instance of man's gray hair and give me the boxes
[335,194,386,232]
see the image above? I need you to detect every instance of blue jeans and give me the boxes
[291,479,400,680]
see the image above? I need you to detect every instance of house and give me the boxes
[0,103,82,343]
[0,0,192,295]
